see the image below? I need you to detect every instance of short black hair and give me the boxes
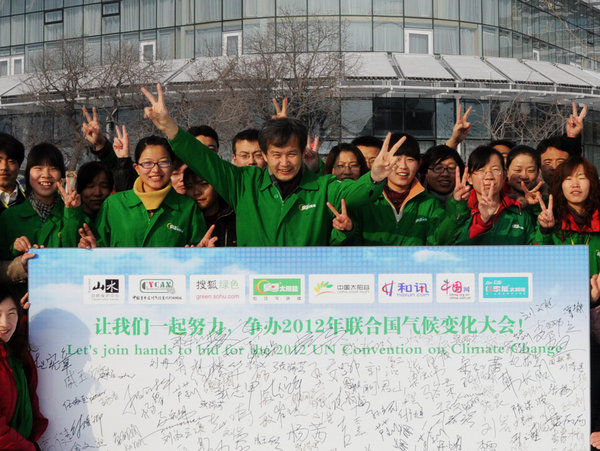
[420,144,465,178]
[389,132,420,159]
[506,145,541,171]
[134,135,175,163]
[25,143,66,194]
[188,125,219,149]
[259,118,307,153]
[76,161,114,194]
[488,139,516,150]
[467,145,505,173]
[324,143,369,176]
[351,135,384,149]
[232,128,260,155]
[0,132,25,166]
[536,135,580,157]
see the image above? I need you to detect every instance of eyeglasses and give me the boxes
[472,167,503,176]
[429,165,457,175]
[334,164,361,171]
[137,160,172,170]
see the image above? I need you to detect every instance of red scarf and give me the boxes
[467,187,521,239]
[561,209,600,233]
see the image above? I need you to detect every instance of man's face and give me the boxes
[356,145,380,169]
[197,135,218,152]
[541,146,569,182]
[387,155,420,193]
[0,151,19,194]
[265,137,303,182]
[233,139,265,168]
[493,144,511,163]
[170,163,188,195]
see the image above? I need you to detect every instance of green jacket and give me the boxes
[0,198,76,259]
[94,188,207,247]
[535,226,600,276]
[168,128,384,246]
[435,197,535,245]
[333,182,443,246]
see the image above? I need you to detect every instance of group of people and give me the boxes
[0,84,599,447]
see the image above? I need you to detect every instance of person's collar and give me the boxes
[133,177,172,211]
[0,184,19,207]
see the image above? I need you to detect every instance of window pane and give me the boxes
[308,16,338,51]
[26,12,43,43]
[158,28,174,59]
[0,17,9,47]
[373,98,404,135]
[244,0,275,17]
[342,99,372,137]
[483,0,498,25]
[434,22,459,54]
[405,0,432,18]
[12,0,24,14]
[157,0,174,27]
[196,0,220,22]
[226,34,239,55]
[460,0,481,23]
[308,0,338,15]
[408,33,429,53]
[45,0,62,9]
[140,0,156,29]
[195,23,221,56]
[26,0,43,12]
[25,43,43,70]
[373,18,402,52]
[341,0,371,15]
[0,1,10,16]
[175,25,194,58]
[84,4,101,36]
[277,0,307,15]
[499,0,511,28]
[460,24,480,56]
[434,0,457,20]
[499,28,511,57]
[176,0,194,25]
[65,6,82,38]
[436,99,455,138]
[84,36,101,65]
[483,25,498,56]
[11,15,24,45]
[121,0,138,32]
[13,57,22,74]
[404,99,434,138]
[224,0,242,20]
[103,14,119,34]
[343,16,372,51]
[243,18,274,53]
[373,0,402,15]
[0,59,8,76]
[102,34,119,62]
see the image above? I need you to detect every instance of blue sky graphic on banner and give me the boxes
[29,246,589,449]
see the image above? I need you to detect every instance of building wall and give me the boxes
[0,0,599,76]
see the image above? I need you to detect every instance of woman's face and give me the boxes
[134,145,173,192]
[467,154,505,199]
[426,157,457,195]
[0,296,18,343]
[81,171,112,215]
[29,163,61,203]
[562,164,590,213]
[507,154,539,194]
[331,151,362,181]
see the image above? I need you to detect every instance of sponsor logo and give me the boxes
[190,275,245,304]
[314,281,334,295]
[250,275,304,304]
[309,274,374,304]
[166,223,184,233]
[378,274,433,304]
[84,275,125,304]
[140,279,174,293]
[436,273,475,303]
[254,278,301,295]
[479,273,532,302]
[299,203,317,211]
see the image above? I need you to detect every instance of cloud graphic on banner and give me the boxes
[413,250,462,263]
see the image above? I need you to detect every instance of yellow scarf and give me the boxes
[133,177,171,216]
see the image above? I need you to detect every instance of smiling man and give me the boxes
[142,84,402,246]
[0,133,25,214]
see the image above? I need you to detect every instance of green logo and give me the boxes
[254,278,301,296]
[482,277,529,298]
[314,281,333,295]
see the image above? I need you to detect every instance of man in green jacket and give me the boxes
[142,84,404,247]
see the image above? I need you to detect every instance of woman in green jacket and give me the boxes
[0,143,76,260]
[436,145,534,245]
[79,134,207,248]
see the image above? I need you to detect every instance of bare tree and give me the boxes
[22,40,167,169]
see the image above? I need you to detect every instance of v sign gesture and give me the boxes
[566,102,587,138]
[453,166,471,202]
[537,194,555,229]
[370,133,406,183]
[141,83,179,139]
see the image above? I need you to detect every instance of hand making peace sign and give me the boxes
[520,180,544,206]
[327,199,353,232]
[453,165,471,202]
[141,83,179,139]
[566,102,587,138]
[370,133,406,183]
[537,194,555,229]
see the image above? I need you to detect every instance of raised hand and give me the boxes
[453,165,471,202]
[78,223,98,249]
[303,135,320,172]
[537,194,555,229]
[446,105,472,149]
[190,224,218,247]
[272,97,288,119]
[478,180,500,223]
[327,199,353,231]
[81,106,106,150]
[13,236,32,254]
[56,181,81,209]
[566,102,587,138]
[113,124,130,158]
[370,133,405,183]
[520,180,543,206]
[20,292,30,310]
[141,83,178,139]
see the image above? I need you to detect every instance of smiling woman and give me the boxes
[82,135,208,248]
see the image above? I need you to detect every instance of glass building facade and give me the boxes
[0,0,600,162]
